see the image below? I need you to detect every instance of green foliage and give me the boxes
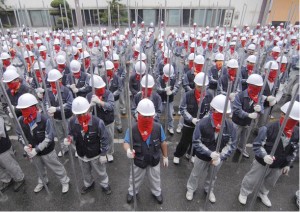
[50,0,72,29]
[50,0,69,9]
[100,0,128,27]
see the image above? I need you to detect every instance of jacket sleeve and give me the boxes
[253,126,268,158]
[102,92,115,111]
[220,123,237,160]
[192,122,212,158]
[179,93,193,123]
[36,118,54,153]
[232,93,249,119]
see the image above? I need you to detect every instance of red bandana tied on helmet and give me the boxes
[35,71,44,83]
[135,73,141,81]
[7,81,20,96]
[280,117,298,138]
[57,64,65,72]
[163,75,169,83]
[95,87,105,98]
[84,58,91,70]
[21,106,38,124]
[194,89,204,104]
[228,68,237,81]
[50,81,62,95]
[142,87,153,98]
[54,45,60,52]
[247,64,254,75]
[280,64,287,73]
[2,59,10,67]
[137,113,154,141]
[271,52,279,60]
[133,51,139,59]
[40,51,47,60]
[247,84,262,103]
[77,113,91,133]
[268,70,277,83]
[113,62,119,70]
[190,47,195,53]
[195,64,203,73]
[212,112,222,133]
[189,60,194,69]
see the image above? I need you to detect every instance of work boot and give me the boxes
[209,192,216,203]
[242,149,250,158]
[186,190,194,201]
[176,126,182,133]
[13,179,25,192]
[238,193,247,205]
[62,183,69,194]
[34,183,45,193]
[258,193,272,207]
[80,182,95,194]
[173,157,180,164]
[153,194,163,204]
[107,154,114,162]
[0,180,13,192]
[168,128,174,135]
[102,185,112,195]
[127,193,133,203]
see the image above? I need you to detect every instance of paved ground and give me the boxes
[0,94,299,211]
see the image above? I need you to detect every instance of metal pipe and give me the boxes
[60,4,65,29]
[63,0,70,30]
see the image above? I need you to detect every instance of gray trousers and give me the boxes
[236,125,250,150]
[114,99,122,129]
[187,157,222,193]
[177,115,184,129]
[106,122,115,155]
[240,159,282,196]
[53,119,69,153]
[80,157,109,188]
[162,101,174,129]
[35,150,69,185]
[128,163,161,196]
[0,147,24,183]
[119,90,126,113]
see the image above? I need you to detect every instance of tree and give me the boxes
[50,0,72,29]
[100,0,128,28]
[0,0,12,27]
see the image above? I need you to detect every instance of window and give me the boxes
[29,11,48,27]
[194,9,206,26]
[143,9,156,26]
[167,9,180,26]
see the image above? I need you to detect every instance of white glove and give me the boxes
[269,99,276,106]
[163,156,168,167]
[267,95,276,102]
[192,118,199,125]
[210,151,220,160]
[229,92,236,101]
[164,86,171,92]
[47,107,56,116]
[248,112,258,119]
[99,155,108,164]
[36,87,44,93]
[24,145,31,153]
[126,149,135,159]
[27,148,37,158]
[211,157,221,166]
[91,95,102,105]
[26,77,33,84]
[263,155,275,165]
[70,84,79,93]
[254,104,262,112]
[63,137,72,146]
[8,112,13,119]
[282,166,290,175]
[166,90,172,95]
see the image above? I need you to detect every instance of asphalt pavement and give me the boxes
[0,93,299,211]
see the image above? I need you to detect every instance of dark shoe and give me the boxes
[117,127,123,133]
[14,179,25,192]
[0,180,13,192]
[80,182,95,194]
[153,194,163,204]
[127,193,134,203]
[121,111,126,115]
[102,185,112,195]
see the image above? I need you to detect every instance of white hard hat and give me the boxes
[246,55,257,63]
[16,93,38,109]
[264,60,278,70]
[137,53,147,61]
[134,61,146,75]
[47,69,63,82]
[72,96,90,115]
[24,51,34,58]
[87,37,93,43]
[194,55,205,64]
[210,94,232,113]
[247,44,256,50]
[272,46,281,53]
[141,74,155,88]
[246,74,263,86]
[188,53,195,60]
[70,60,81,73]
[227,59,239,68]
[105,60,114,70]
[112,53,119,61]
[89,75,106,88]
[194,72,209,86]
[56,55,66,64]
[33,61,46,70]
[276,55,287,64]
[71,46,78,55]
[81,51,90,59]
[36,39,42,44]
[38,45,47,52]
[77,43,82,49]
[136,98,155,116]
[53,38,60,45]
[215,53,224,61]
[3,67,20,82]
[281,101,300,121]
[163,64,174,77]
[102,46,108,52]
[0,52,11,60]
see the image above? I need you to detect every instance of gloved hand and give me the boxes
[26,77,33,84]
[263,155,275,165]
[7,106,14,119]
[27,148,37,158]
[24,145,32,153]
[99,155,108,164]
[70,84,79,93]
[254,105,262,112]
[91,95,102,105]
[211,157,221,166]
[282,166,290,175]
[163,156,168,167]
[63,136,72,146]
[229,92,237,101]
[164,86,171,92]
[210,151,220,160]
[267,96,276,102]
[127,149,135,159]
[248,112,258,119]
[47,107,56,116]
[36,87,44,93]
[269,100,276,106]
[166,89,172,95]
[192,118,199,125]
